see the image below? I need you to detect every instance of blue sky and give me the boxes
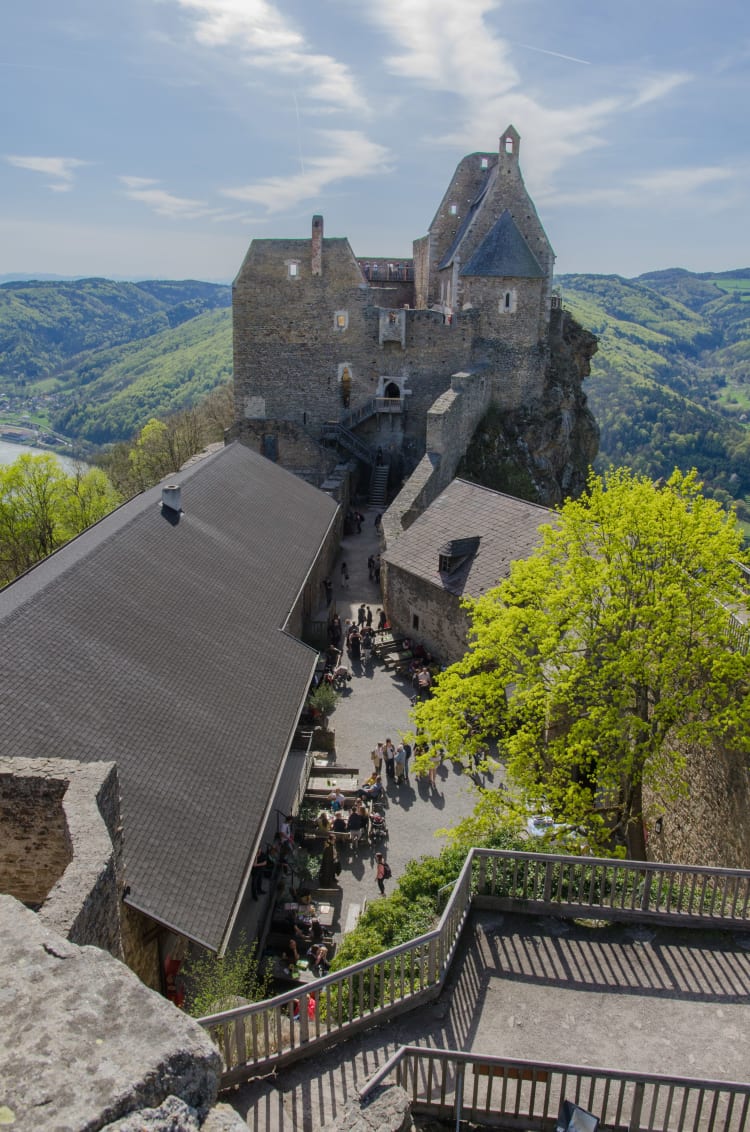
[2,0,748,281]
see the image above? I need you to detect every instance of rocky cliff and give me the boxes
[458,311,599,505]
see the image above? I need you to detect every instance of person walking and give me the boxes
[384,737,396,779]
[375,851,391,896]
[340,561,349,589]
[370,746,383,775]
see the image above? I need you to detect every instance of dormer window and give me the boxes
[438,537,480,575]
[504,136,514,154]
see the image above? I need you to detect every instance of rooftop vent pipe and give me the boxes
[161,484,182,514]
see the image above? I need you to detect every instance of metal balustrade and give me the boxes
[198,849,750,1087]
[362,1047,750,1132]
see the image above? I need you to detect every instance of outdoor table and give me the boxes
[298,901,335,929]
[271,958,317,985]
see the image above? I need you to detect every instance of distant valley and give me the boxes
[1,269,749,520]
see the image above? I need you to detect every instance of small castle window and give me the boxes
[412,613,420,631]
[449,203,458,216]
[504,136,514,154]
[288,262,299,278]
[334,310,349,332]
[480,157,489,169]
[500,289,517,314]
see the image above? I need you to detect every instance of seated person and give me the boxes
[307,941,328,972]
[356,774,384,801]
[328,789,346,812]
[283,938,300,965]
[317,810,332,832]
[332,813,348,832]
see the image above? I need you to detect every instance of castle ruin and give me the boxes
[231,125,598,510]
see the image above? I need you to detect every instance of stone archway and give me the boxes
[383,381,401,400]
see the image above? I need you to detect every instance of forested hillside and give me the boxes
[559,269,750,518]
[0,278,231,453]
[2,272,750,522]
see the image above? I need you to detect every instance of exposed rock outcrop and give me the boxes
[459,312,599,505]
[0,896,221,1132]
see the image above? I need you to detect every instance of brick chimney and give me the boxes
[311,215,323,276]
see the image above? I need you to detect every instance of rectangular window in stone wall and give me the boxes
[286,261,300,279]
[334,310,349,331]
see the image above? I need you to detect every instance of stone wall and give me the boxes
[645,737,750,870]
[0,771,70,904]
[0,896,221,1132]
[0,757,124,958]
[381,369,495,546]
[382,564,471,665]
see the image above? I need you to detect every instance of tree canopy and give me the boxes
[412,468,750,858]
[0,453,121,586]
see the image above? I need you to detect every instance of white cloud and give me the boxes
[363,0,692,194]
[628,72,691,109]
[119,175,161,189]
[552,165,735,208]
[120,178,218,220]
[6,155,88,191]
[171,0,367,112]
[220,129,393,213]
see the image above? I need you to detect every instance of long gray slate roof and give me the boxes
[460,210,544,279]
[382,478,555,597]
[0,442,338,950]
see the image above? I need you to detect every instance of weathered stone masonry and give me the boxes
[230,127,598,507]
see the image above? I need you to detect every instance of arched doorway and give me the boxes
[383,381,401,400]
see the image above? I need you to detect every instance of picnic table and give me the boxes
[308,771,359,791]
[271,957,317,985]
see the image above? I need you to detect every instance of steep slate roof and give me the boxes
[0,442,338,951]
[460,210,544,279]
[383,478,555,597]
[437,177,493,271]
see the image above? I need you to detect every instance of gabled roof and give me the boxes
[460,210,544,279]
[0,442,338,951]
[437,178,492,271]
[383,478,555,597]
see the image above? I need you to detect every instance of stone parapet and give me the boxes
[0,756,124,958]
[0,896,221,1131]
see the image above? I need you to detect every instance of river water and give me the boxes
[0,438,85,474]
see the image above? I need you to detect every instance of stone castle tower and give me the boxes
[231,126,597,504]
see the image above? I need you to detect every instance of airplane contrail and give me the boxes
[512,41,592,65]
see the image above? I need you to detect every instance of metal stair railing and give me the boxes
[321,422,375,465]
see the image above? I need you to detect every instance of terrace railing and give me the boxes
[362,1046,750,1132]
[198,849,750,1088]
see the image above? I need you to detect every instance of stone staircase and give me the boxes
[369,464,388,507]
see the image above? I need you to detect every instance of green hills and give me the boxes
[0,278,231,452]
[2,271,750,522]
[559,268,750,518]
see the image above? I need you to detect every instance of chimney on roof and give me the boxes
[312,214,323,276]
[161,483,182,514]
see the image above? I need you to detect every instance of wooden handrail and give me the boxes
[361,1046,750,1132]
[198,850,750,1087]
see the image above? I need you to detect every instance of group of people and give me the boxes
[317,794,381,846]
[369,738,411,785]
[283,917,331,975]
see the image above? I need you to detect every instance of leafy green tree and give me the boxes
[413,468,750,859]
[183,934,272,1018]
[0,454,120,585]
